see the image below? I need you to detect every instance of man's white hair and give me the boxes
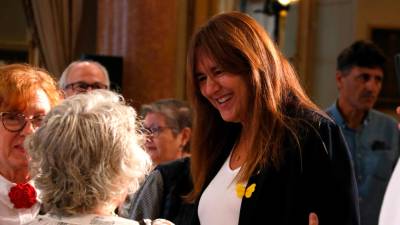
[59,60,110,89]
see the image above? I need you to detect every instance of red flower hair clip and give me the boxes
[8,183,37,209]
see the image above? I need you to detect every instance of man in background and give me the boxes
[59,60,110,97]
[327,40,400,225]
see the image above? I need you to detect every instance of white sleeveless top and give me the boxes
[198,152,243,225]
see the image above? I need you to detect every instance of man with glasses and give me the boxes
[59,60,110,97]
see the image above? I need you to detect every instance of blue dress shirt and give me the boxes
[327,103,400,225]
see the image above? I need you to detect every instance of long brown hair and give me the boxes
[186,12,323,200]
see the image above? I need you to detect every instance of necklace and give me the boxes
[231,143,244,163]
[232,151,241,162]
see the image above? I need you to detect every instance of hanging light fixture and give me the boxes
[277,0,299,7]
[272,0,299,46]
[253,0,299,45]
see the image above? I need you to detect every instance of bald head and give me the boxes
[60,61,110,98]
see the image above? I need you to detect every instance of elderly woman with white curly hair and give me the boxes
[25,90,173,225]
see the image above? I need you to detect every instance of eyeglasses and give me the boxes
[141,126,174,137]
[65,81,108,93]
[0,112,45,132]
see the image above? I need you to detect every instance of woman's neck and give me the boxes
[92,204,118,216]
[229,132,250,170]
[0,167,29,183]
[337,98,366,129]
[91,195,127,217]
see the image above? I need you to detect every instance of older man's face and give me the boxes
[64,63,109,97]
[336,66,383,112]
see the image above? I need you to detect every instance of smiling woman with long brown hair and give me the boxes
[186,12,359,225]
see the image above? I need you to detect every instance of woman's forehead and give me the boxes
[1,88,50,113]
[195,49,218,70]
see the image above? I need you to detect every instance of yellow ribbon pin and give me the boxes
[236,183,256,198]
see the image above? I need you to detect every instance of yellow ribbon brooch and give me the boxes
[236,183,256,198]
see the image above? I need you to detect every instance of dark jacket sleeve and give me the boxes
[126,170,164,221]
[156,157,195,225]
[126,157,194,225]
[300,119,360,225]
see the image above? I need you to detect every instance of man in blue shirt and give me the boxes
[327,40,399,225]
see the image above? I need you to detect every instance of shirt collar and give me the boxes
[328,102,346,127]
[0,175,41,208]
[328,102,371,128]
[0,175,16,209]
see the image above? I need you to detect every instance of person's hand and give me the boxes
[309,212,318,225]
[396,106,400,130]
[143,218,175,225]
